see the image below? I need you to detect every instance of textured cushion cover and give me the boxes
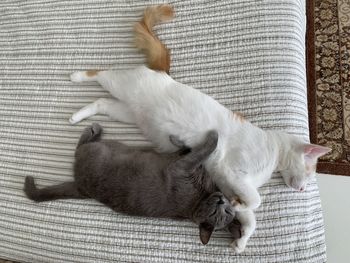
[0,0,326,262]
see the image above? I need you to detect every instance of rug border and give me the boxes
[306,0,350,176]
[306,0,317,144]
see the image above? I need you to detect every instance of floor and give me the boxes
[317,174,350,263]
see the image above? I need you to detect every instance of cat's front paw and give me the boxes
[70,72,84,82]
[230,198,248,211]
[205,130,219,151]
[231,193,261,211]
[230,238,247,254]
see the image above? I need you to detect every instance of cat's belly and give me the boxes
[128,73,232,152]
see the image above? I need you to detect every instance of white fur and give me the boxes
[69,66,331,252]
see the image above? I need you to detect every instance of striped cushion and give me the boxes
[0,0,326,262]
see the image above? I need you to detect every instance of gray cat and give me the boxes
[24,124,241,245]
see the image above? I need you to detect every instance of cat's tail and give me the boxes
[77,123,103,148]
[134,5,174,74]
[24,176,85,202]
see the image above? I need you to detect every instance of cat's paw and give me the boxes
[80,123,102,140]
[231,193,261,211]
[205,130,219,150]
[206,130,219,142]
[69,113,80,124]
[231,198,248,211]
[90,123,102,136]
[230,238,247,254]
[70,72,84,82]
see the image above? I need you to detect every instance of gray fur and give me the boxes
[24,123,240,245]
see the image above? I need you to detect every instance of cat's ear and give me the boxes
[302,144,331,162]
[199,222,214,245]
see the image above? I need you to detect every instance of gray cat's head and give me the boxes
[193,192,236,245]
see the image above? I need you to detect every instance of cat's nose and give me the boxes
[217,199,224,205]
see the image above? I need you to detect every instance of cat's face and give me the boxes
[193,192,235,244]
[280,140,331,191]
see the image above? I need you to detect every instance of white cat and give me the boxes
[69,66,330,252]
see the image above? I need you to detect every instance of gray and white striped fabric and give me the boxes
[0,0,326,262]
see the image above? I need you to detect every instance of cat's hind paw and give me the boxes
[230,238,247,254]
[90,123,102,136]
[69,114,80,125]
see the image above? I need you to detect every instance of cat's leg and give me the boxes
[70,69,138,102]
[213,170,261,211]
[24,176,86,202]
[70,70,121,99]
[167,130,218,174]
[231,209,256,254]
[69,98,136,124]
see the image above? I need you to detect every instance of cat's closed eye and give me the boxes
[225,208,232,215]
[209,209,217,217]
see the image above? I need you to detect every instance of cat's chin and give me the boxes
[284,177,306,192]
[291,181,306,192]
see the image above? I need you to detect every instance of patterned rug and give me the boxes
[307,0,350,175]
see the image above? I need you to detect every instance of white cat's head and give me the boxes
[278,135,331,191]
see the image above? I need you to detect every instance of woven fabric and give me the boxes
[0,0,326,262]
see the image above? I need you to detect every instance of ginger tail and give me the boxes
[134,5,174,74]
